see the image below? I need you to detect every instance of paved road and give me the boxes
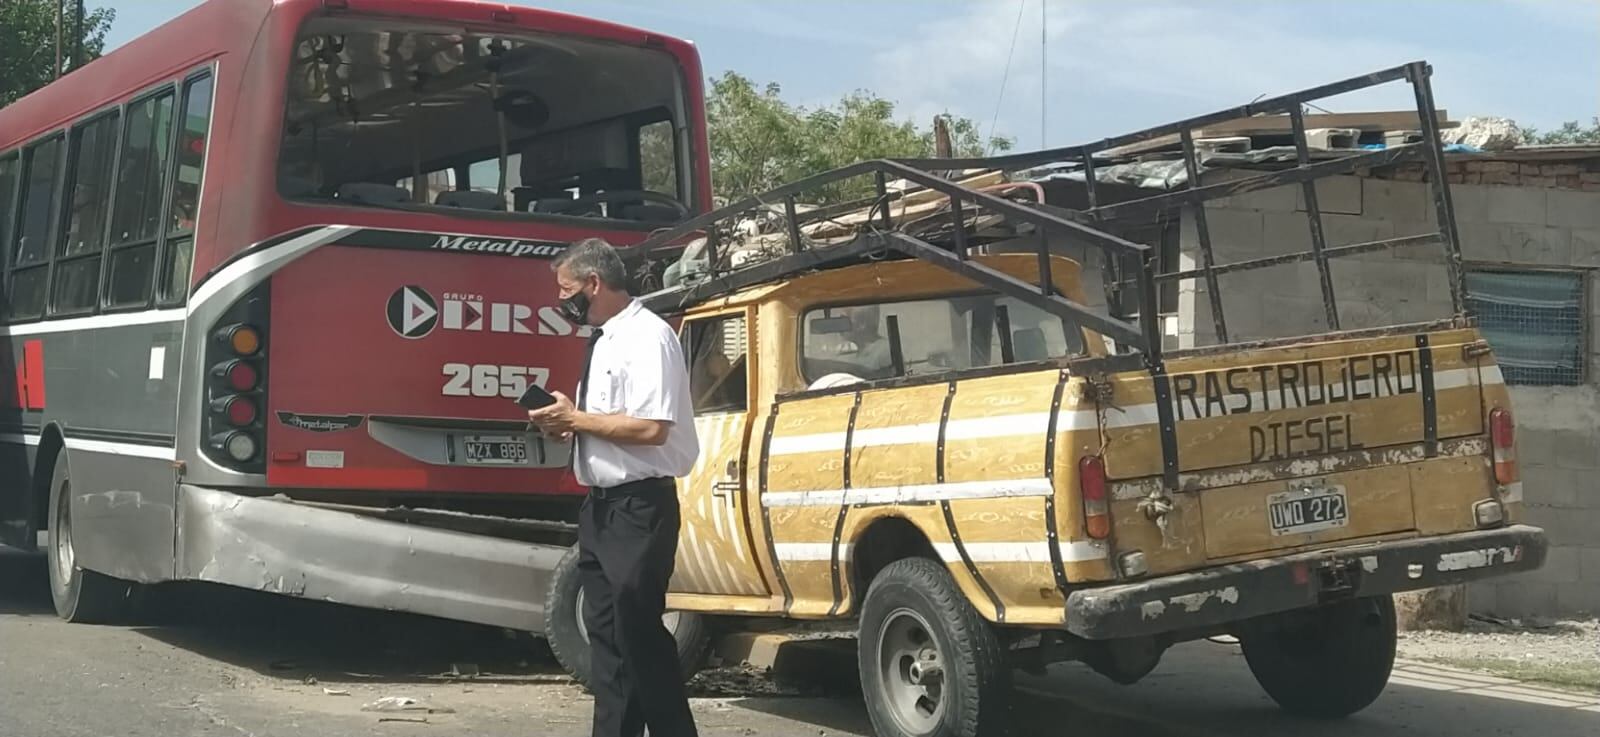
[2,549,1595,736]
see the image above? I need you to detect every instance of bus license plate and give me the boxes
[462,435,530,466]
[1267,484,1349,536]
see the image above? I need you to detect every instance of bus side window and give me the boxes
[9,136,64,319]
[50,111,121,314]
[0,153,17,277]
[105,89,175,308]
[158,73,213,306]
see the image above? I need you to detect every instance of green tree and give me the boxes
[0,0,117,108]
[705,72,1012,204]
[1520,118,1600,146]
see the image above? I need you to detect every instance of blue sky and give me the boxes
[105,1,1598,149]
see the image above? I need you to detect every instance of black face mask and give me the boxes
[559,289,592,325]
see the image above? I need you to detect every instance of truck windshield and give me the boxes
[278,18,691,226]
[802,293,1086,382]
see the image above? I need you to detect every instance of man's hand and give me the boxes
[529,390,670,447]
[527,391,578,437]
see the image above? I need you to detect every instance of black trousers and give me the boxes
[579,477,698,737]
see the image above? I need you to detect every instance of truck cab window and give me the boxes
[687,315,748,414]
[280,22,692,226]
[802,293,1085,384]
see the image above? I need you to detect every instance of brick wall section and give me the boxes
[1175,167,1600,618]
[1370,158,1600,192]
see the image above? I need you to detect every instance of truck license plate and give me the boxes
[1267,484,1349,536]
[462,435,530,466]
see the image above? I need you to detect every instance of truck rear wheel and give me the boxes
[1239,595,1396,719]
[544,545,710,689]
[859,557,1010,737]
[45,451,140,624]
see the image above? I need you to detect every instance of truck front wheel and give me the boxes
[1238,595,1397,719]
[859,557,1010,737]
[543,545,710,689]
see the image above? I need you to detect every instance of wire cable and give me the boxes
[985,0,1030,154]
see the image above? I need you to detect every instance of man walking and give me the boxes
[527,238,700,737]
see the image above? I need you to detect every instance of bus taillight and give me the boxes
[211,431,258,464]
[210,395,258,427]
[220,324,261,356]
[203,290,268,473]
[214,359,259,392]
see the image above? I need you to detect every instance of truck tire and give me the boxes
[544,545,710,689]
[1239,595,1396,719]
[859,557,1010,737]
[45,451,139,624]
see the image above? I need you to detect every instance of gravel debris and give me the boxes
[1398,617,1599,665]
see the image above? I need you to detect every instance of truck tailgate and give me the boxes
[1098,326,1492,561]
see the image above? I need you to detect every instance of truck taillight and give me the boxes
[1490,407,1517,485]
[203,287,268,473]
[1080,455,1110,539]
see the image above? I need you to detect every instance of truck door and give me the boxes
[672,311,770,598]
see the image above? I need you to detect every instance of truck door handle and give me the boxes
[712,481,740,497]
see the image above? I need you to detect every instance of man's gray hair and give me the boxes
[553,237,628,290]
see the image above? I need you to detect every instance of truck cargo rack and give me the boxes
[627,60,1465,369]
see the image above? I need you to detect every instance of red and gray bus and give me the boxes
[0,0,709,650]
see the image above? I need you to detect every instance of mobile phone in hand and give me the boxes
[516,384,558,410]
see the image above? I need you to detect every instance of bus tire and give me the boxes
[543,545,710,689]
[859,557,1010,737]
[1239,595,1396,719]
[45,450,139,624]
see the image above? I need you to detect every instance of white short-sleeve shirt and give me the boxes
[573,299,700,488]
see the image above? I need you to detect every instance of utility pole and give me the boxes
[73,0,85,71]
[1040,0,1047,149]
[933,115,953,158]
[55,0,63,79]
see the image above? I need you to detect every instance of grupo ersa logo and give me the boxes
[386,285,439,338]
[385,285,592,339]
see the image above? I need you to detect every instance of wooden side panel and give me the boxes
[850,384,945,490]
[764,392,857,617]
[944,496,1065,624]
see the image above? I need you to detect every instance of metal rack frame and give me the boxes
[627,61,1464,370]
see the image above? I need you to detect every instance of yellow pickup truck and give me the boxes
[539,63,1547,737]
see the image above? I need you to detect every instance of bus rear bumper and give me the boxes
[175,484,570,632]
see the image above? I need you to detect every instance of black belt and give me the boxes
[589,476,673,500]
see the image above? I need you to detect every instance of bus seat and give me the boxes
[435,190,505,211]
[336,182,409,205]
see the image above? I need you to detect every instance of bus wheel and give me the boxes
[1238,595,1397,719]
[45,451,139,624]
[543,545,710,689]
[859,557,1010,737]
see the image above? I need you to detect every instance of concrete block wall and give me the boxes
[1174,168,1600,618]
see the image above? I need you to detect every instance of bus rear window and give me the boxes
[278,19,692,226]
